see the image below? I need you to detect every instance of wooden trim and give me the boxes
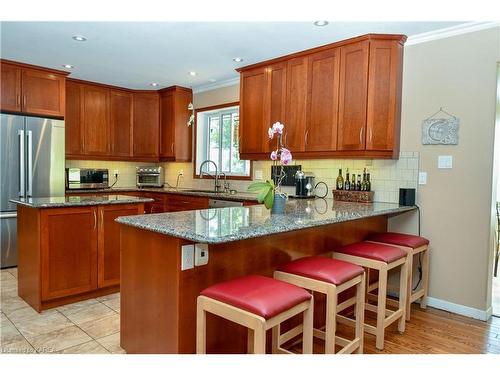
[0,58,70,76]
[240,149,398,160]
[236,34,407,73]
[195,101,240,113]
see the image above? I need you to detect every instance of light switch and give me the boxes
[418,172,427,185]
[254,170,263,180]
[181,245,194,270]
[438,155,453,169]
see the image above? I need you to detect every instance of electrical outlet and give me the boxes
[418,172,427,185]
[179,169,184,176]
[181,245,194,270]
[195,243,209,266]
[438,155,453,169]
[113,169,119,176]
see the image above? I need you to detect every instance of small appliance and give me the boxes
[399,188,416,206]
[293,171,329,199]
[136,166,164,188]
[66,168,109,190]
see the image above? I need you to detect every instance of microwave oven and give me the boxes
[66,168,109,190]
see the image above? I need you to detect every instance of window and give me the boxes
[195,104,250,178]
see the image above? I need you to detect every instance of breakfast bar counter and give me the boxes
[116,199,416,354]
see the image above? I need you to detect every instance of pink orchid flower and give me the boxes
[280,148,292,165]
[270,150,278,161]
[268,127,274,139]
[272,122,284,134]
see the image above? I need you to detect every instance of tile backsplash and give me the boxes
[66,151,419,204]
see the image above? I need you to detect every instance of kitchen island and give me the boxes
[116,198,416,354]
[11,194,152,312]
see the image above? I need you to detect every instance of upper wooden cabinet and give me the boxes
[132,92,160,160]
[110,90,133,158]
[1,60,67,118]
[159,86,193,162]
[65,80,83,156]
[82,84,110,156]
[237,34,406,159]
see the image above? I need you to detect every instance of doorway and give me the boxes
[492,62,500,318]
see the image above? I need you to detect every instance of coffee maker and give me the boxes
[294,171,316,198]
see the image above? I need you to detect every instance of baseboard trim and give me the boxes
[426,297,490,321]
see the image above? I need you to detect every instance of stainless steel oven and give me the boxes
[66,168,109,190]
[136,166,164,188]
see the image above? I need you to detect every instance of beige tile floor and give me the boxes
[0,268,124,354]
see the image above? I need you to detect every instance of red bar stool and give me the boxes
[196,275,313,354]
[333,242,409,350]
[366,232,429,320]
[274,256,366,354]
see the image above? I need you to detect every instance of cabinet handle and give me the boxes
[100,209,104,229]
[284,132,288,146]
[16,94,21,108]
[359,127,365,146]
[93,209,97,230]
[171,142,174,154]
[367,127,373,145]
[304,130,309,146]
[23,95,27,109]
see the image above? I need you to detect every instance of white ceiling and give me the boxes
[0,22,466,91]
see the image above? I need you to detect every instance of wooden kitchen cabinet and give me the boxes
[133,92,160,160]
[40,206,98,301]
[159,86,193,161]
[82,84,111,156]
[65,80,84,156]
[165,194,209,212]
[110,89,133,158]
[0,59,67,117]
[97,204,143,288]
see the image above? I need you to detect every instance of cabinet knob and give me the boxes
[304,130,309,146]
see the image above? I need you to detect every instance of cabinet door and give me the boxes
[366,39,403,152]
[337,40,369,151]
[173,88,193,161]
[83,85,110,155]
[239,67,268,154]
[110,90,133,158]
[40,207,98,300]
[159,91,175,159]
[97,204,143,288]
[21,69,65,117]
[65,81,84,156]
[0,62,22,112]
[306,48,340,152]
[133,93,160,159]
[285,57,308,152]
[266,63,287,153]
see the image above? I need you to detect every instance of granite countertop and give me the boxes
[66,187,259,202]
[116,199,416,244]
[10,194,153,208]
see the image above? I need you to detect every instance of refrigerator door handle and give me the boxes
[27,130,33,197]
[18,129,25,197]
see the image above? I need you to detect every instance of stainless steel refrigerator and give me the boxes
[0,114,65,268]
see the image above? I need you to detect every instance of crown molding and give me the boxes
[192,76,240,94]
[406,21,500,46]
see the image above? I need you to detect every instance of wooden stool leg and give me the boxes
[302,299,314,354]
[253,324,266,354]
[196,299,207,354]
[405,253,413,321]
[420,248,430,309]
[355,274,366,354]
[375,268,387,351]
[325,285,337,354]
[247,329,254,354]
[398,260,408,334]
[271,325,280,354]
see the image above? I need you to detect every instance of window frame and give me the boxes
[193,101,252,181]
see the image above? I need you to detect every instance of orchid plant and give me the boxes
[247,122,293,209]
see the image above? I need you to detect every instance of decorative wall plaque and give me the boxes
[421,108,459,145]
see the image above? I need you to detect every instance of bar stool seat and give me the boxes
[366,232,430,321]
[197,275,314,354]
[275,257,366,354]
[335,242,407,264]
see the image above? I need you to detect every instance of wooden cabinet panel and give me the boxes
[110,90,133,157]
[266,63,287,153]
[166,194,209,212]
[366,39,403,153]
[97,204,143,288]
[285,57,308,152]
[133,92,159,159]
[173,88,193,161]
[239,67,267,154]
[337,40,369,151]
[160,91,175,159]
[40,207,98,300]
[83,85,110,155]
[22,69,65,117]
[306,49,340,152]
[65,81,83,156]
[0,62,22,112]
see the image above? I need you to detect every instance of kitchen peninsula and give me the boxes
[116,199,416,353]
[10,195,152,312]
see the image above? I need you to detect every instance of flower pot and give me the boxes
[271,193,286,214]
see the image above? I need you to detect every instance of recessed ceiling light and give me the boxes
[150,82,158,87]
[313,21,329,27]
[189,71,197,76]
[72,35,87,42]
[62,64,74,69]
[233,57,243,62]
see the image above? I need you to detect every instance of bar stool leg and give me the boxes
[302,299,314,354]
[253,323,266,354]
[325,286,337,354]
[420,249,430,309]
[375,268,387,350]
[398,260,408,334]
[271,325,280,354]
[247,329,254,354]
[355,274,366,354]
[196,300,207,354]
[405,253,413,321]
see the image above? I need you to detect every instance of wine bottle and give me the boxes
[336,169,344,190]
[361,168,367,191]
[356,175,362,191]
[351,174,356,191]
[344,168,350,190]
[366,171,371,192]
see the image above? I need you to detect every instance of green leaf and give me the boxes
[263,189,275,209]
[247,182,271,192]
[257,185,272,203]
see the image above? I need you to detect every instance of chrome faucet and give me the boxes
[199,160,220,192]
